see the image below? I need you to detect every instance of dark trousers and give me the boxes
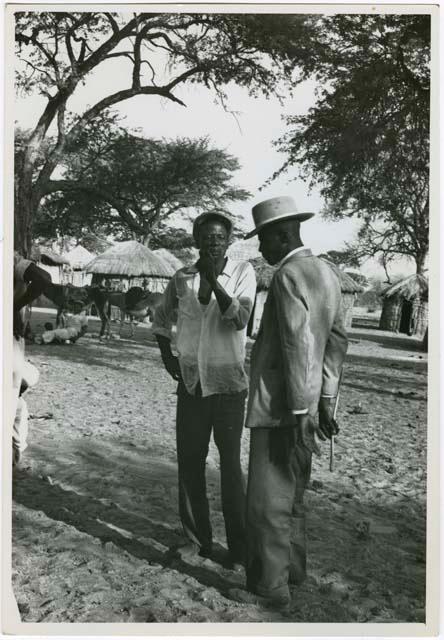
[246,428,312,598]
[176,383,247,561]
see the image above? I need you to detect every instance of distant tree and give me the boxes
[344,271,369,289]
[276,14,430,275]
[317,249,361,270]
[15,11,317,255]
[356,278,385,310]
[32,116,250,246]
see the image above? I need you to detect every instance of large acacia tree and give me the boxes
[275,14,430,275]
[23,117,250,246]
[15,11,316,256]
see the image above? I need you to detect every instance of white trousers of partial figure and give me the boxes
[13,397,29,453]
[12,337,38,453]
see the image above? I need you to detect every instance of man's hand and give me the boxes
[268,413,323,466]
[162,353,182,381]
[285,413,323,456]
[196,253,217,285]
[197,273,213,305]
[318,397,340,439]
[156,335,181,381]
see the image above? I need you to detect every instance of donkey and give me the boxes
[106,287,164,338]
[42,282,163,339]
[42,282,110,337]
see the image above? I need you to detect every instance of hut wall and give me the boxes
[412,299,428,339]
[380,294,427,337]
[40,263,62,284]
[70,270,93,287]
[379,296,402,332]
[131,277,170,292]
[61,268,92,287]
[341,293,356,329]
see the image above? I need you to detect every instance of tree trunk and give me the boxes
[415,252,427,275]
[15,172,38,258]
[15,136,46,257]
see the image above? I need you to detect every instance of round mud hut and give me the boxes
[379,274,428,338]
[85,240,174,292]
[247,256,362,337]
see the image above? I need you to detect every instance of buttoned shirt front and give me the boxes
[153,258,256,397]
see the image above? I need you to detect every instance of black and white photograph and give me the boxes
[3,3,439,633]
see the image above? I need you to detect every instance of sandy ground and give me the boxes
[11,310,427,623]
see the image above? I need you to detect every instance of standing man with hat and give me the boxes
[232,196,348,608]
[152,211,256,568]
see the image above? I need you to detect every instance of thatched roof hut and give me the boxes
[62,245,96,287]
[320,259,364,295]
[85,240,174,292]
[249,257,275,292]
[249,256,363,294]
[153,248,184,273]
[248,255,363,333]
[86,241,174,278]
[227,238,260,262]
[63,245,95,270]
[379,274,428,338]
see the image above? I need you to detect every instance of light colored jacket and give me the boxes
[246,248,348,428]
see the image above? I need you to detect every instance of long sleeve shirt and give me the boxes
[152,258,257,397]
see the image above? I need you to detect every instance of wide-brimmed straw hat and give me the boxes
[245,196,314,239]
[193,211,233,242]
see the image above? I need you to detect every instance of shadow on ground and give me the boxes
[349,330,424,353]
[13,432,426,622]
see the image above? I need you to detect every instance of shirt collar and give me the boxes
[220,257,236,277]
[277,246,311,268]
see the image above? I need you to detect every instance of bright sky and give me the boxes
[15,46,415,279]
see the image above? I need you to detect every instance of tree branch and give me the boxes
[42,179,146,235]
[104,13,119,35]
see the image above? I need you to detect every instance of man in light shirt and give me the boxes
[153,212,256,568]
[231,196,348,610]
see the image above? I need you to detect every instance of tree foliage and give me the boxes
[317,249,362,270]
[30,114,249,245]
[14,11,316,255]
[276,14,430,274]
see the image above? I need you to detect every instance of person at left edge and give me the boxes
[152,211,257,568]
[13,251,51,466]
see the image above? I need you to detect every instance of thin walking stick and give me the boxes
[329,369,343,473]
